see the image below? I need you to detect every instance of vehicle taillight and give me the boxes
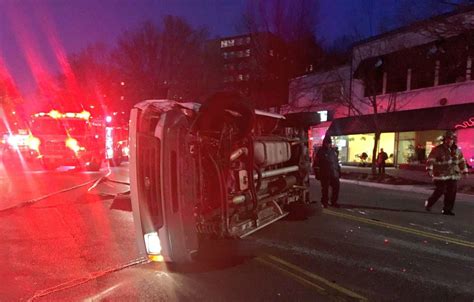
[65,137,81,153]
[27,136,41,152]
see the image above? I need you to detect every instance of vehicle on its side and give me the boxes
[129,93,313,263]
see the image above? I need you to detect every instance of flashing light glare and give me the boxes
[7,135,20,147]
[49,110,62,119]
[106,116,112,123]
[27,136,41,152]
[105,127,114,159]
[7,134,29,148]
[78,110,91,120]
[65,112,76,118]
[107,149,114,159]
[144,232,162,255]
[65,137,81,153]
[122,146,130,157]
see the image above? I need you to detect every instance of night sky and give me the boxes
[0,0,433,100]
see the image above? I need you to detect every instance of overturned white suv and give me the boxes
[129,93,313,263]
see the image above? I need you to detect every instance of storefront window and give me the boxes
[397,130,444,164]
[397,132,415,164]
[333,136,348,163]
[334,132,395,166]
[346,133,374,165]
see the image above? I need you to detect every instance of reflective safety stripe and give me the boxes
[432,175,462,180]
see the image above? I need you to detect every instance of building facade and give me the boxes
[289,8,474,167]
[219,33,288,109]
[284,65,351,158]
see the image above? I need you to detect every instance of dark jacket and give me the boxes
[377,151,388,164]
[313,145,341,179]
[426,143,468,180]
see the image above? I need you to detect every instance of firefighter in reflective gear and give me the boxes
[313,135,341,208]
[425,131,468,215]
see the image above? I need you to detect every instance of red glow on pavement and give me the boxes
[384,239,389,244]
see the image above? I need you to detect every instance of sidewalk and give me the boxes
[339,166,474,201]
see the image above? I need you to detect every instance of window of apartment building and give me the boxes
[245,49,251,57]
[238,62,247,70]
[224,75,235,83]
[223,52,229,59]
[221,39,235,48]
[269,49,274,56]
[322,84,343,103]
[246,37,251,44]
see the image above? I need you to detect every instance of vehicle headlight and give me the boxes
[7,135,20,147]
[144,232,162,255]
[65,137,81,153]
[27,136,41,152]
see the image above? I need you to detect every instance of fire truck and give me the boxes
[27,110,128,171]
[129,93,313,264]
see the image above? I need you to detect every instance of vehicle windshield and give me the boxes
[31,118,87,136]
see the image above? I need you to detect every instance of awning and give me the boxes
[326,103,474,136]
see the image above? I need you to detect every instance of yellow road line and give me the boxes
[324,209,474,249]
[255,257,327,294]
[264,255,368,302]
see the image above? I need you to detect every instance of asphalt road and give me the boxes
[1,165,473,301]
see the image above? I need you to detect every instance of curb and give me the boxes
[339,178,434,195]
[311,175,473,202]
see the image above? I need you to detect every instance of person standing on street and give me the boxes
[377,148,388,175]
[425,131,469,216]
[312,135,341,208]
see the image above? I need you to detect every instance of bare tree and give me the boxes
[112,17,215,106]
[54,43,118,112]
[236,0,324,108]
